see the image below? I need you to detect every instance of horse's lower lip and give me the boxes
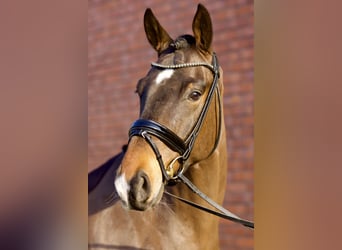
[128,194,155,211]
[128,184,164,211]
[129,201,150,211]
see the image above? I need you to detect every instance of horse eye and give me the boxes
[189,90,202,101]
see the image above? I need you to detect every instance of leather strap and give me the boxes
[165,174,254,229]
[129,119,186,155]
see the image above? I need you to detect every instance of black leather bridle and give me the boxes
[128,53,254,229]
[129,53,221,181]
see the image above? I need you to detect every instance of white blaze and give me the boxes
[155,69,174,85]
[114,173,130,205]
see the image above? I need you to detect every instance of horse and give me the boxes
[89,4,230,249]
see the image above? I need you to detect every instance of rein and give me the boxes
[165,174,254,229]
[128,53,254,229]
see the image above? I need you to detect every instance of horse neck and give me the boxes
[167,89,227,241]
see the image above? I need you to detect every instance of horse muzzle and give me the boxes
[115,169,164,211]
[128,170,152,210]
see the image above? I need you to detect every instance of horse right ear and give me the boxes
[144,8,173,54]
[192,4,213,52]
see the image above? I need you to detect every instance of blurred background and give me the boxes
[88,1,254,249]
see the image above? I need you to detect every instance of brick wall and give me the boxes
[88,0,254,249]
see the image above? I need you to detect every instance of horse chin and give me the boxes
[129,183,164,211]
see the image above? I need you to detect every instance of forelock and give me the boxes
[170,35,196,50]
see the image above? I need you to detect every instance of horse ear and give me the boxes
[192,4,213,52]
[144,8,173,54]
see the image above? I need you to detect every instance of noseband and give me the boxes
[129,53,221,182]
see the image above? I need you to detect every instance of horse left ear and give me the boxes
[144,8,173,54]
[192,4,213,52]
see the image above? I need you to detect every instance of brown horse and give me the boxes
[89,4,229,249]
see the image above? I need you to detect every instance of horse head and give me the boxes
[115,4,223,211]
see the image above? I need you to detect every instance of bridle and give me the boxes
[128,53,254,229]
[129,53,221,181]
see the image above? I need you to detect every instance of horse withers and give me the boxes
[89,4,228,249]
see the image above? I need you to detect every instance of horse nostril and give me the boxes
[129,170,151,210]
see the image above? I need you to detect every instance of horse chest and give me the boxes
[88,202,201,250]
